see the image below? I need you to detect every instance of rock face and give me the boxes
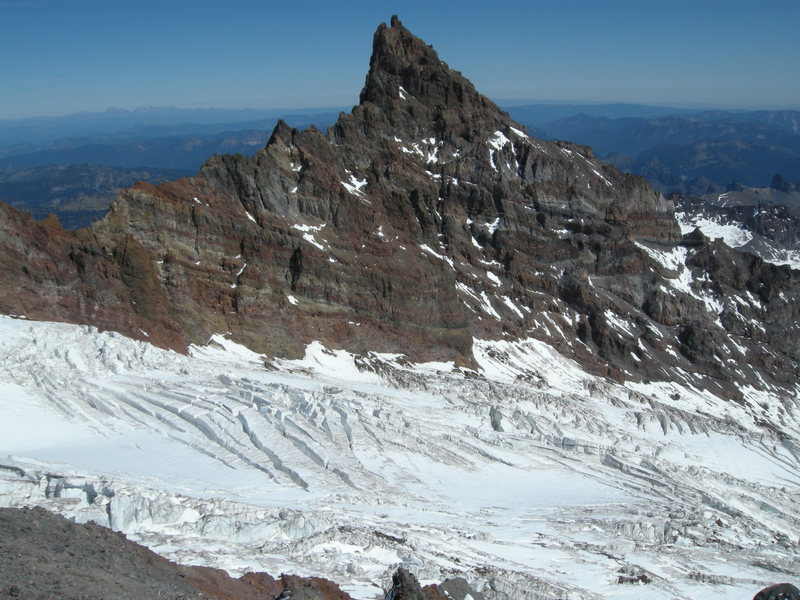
[384,568,486,600]
[383,568,487,600]
[0,505,356,600]
[0,16,798,395]
[753,583,800,600]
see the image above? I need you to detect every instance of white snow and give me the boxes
[590,167,613,187]
[478,291,501,320]
[487,131,520,174]
[604,309,635,337]
[500,296,524,318]
[419,244,454,268]
[488,131,511,151]
[230,262,247,288]
[302,235,325,250]
[676,212,753,248]
[767,249,800,270]
[341,173,369,199]
[293,223,327,250]
[509,126,529,140]
[635,242,727,323]
[292,223,325,233]
[397,138,441,164]
[635,242,694,295]
[0,316,798,600]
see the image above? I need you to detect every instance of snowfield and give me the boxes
[676,212,754,248]
[1,316,799,600]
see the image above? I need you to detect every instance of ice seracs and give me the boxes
[0,316,798,599]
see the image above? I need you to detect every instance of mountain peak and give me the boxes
[2,16,797,404]
[359,16,485,112]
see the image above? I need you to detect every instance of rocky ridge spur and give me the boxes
[1,16,798,399]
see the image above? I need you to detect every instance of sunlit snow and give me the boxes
[676,212,753,248]
[419,244,454,268]
[341,173,369,200]
[0,316,798,600]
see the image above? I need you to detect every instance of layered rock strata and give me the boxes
[0,17,798,395]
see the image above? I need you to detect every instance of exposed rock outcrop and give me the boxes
[753,583,800,600]
[384,567,485,600]
[0,16,798,396]
[0,505,356,600]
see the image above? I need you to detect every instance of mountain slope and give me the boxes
[673,190,800,271]
[0,16,798,400]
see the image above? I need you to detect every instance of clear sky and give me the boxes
[2,0,799,119]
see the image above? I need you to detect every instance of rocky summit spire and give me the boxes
[1,17,797,400]
[359,15,489,113]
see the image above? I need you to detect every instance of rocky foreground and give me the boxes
[1,506,797,600]
[0,506,483,600]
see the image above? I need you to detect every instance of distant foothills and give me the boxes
[1,102,799,228]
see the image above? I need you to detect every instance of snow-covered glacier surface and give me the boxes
[1,316,799,600]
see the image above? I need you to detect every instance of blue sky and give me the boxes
[2,0,798,119]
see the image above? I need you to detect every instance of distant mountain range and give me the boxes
[0,109,342,227]
[0,106,346,150]
[0,164,192,229]
[507,107,800,194]
[0,130,270,170]
[1,101,800,228]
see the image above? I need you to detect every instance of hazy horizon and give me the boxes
[2,0,799,120]
[4,97,800,124]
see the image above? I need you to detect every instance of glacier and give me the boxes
[1,315,798,599]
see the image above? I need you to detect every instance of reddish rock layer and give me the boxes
[0,16,798,395]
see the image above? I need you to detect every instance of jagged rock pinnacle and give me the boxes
[0,16,797,398]
[267,119,295,147]
[359,15,486,112]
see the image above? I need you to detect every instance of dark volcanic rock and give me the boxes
[385,568,427,600]
[0,16,798,396]
[385,569,485,600]
[0,505,211,600]
[0,202,187,351]
[0,506,492,600]
[753,583,800,600]
[0,164,193,229]
[0,505,354,600]
[435,577,486,600]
